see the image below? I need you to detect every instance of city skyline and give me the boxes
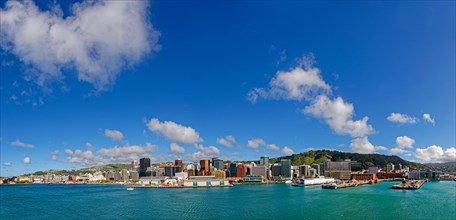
[1,0,455,176]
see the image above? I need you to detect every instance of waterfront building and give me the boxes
[175,159,183,170]
[271,164,282,179]
[368,166,379,174]
[324,160,351,180]
[351,173,377,181]
[129,171,139,180]
[121,169,129,181]
[165,166,176,177]
[213,159,225,171]
[212,170,226,179]
[229,163,237,177]
[237,164,247,178]
[106,171,115,180]
[184,176,227,187]
[115,172,122,181]
[281,159,292,180]
[251,166,267,178]
[408,170,440,180]
[174,172,188,181]
[139,157,151,177]
[377,171,404,179]
[260,156,269,170]
[396,164,402,171]
[244,176,263,183]
[386,163,395,172]
[311,164,321,176]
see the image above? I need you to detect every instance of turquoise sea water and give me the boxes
[1,181,455,219]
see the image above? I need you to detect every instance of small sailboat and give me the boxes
[126,186,134,190]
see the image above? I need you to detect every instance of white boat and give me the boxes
[285,180,292,184]
[126,187,134,190]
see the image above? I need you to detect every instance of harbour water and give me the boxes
[1,181,455,219]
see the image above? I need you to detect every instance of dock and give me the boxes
[391,180,425,190]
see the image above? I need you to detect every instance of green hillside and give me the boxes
[269,150,428,169]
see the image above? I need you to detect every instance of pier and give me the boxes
[391,180,425,190]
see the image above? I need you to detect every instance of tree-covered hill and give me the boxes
[269,150,428,170]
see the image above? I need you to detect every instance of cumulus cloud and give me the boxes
[64,143,158,166]
[104,129,124,141]
[217,135,237,148]
[246,138,266,151]
[23,157,31,164]
[248,55,330,103]
[189,144,220,161]
[3,162,12,166]
[387,113,418,124]
[247,138,294,155]
[304,95,375,138]
[396,136,415,148]
[170,143,185,154]
[51,155,58,161]
[0,0,160,90]
[281,146,294,155]
[147,118,203,144]
[422,113,435,125]
[415,145,456,163]
[349,137,387,154]
[389,136,415,155]
[11,139,34,148]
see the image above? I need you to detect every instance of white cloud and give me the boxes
[248,56,330,103]
[387,113,418,124]
[11,139,34,148]
[3,162,12,166]
[349,137,387,154]
[415,145,456,163]
[97,143,158,163]
[170,143,185,154]
[422,113,435,125]
[85,142,93,151]
[51,155,58,161]
[247,138,294,155]
[217,135,237,148]
[0,0,160,90]
[104,129,124,141]
[396,136,415,148]
[246,138,266,151]
[304,95,375,138]
[389,136,415,155]
[281,146,294,155]
[147,118,203,144]
[189,144,220,161]
[51,150,60,154]
[64,142,158,166]
[23,157,31,164]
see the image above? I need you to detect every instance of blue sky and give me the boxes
[1,0,455,176]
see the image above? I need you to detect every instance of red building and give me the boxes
[351,173,377,181]
[237,164,247,178]
[377,171,404,179]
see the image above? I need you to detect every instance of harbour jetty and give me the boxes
[391,180,425,190]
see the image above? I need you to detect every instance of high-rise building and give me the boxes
[165,166,176,177]
[237,164,247,178]
[121,169,129,181]
[281,159,292,179]
[251,166,267,178]
[260,156,269,170]
[175,159,183,167]
[132,160,139,169]
[213,159,224,171]
[139,157,151,177]
[271,164,282,177]
[229,163,237,177]
[199,160,210,176]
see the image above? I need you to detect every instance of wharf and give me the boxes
[131,184,233,188]
[322,180,372,189]
[391,180,425,190]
